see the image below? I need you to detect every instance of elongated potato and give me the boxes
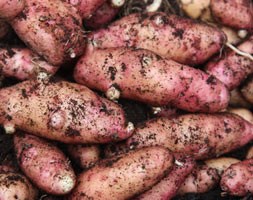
[134,154,195,200]
[74,47,229,113]
[205,36,253,90]
[126,113,253,160]
[221,158,253,196]
[210,0,253,30]
[241,77,253,104]
[178,164,220,194]
[246,146,253,159]
[67,144,101,169]
[88,12,226,65]
[0,79,134,143]
[69,147,174,200]
[14,132,76,195]
[10,0,85,65]
[0,172,38,200]
[0,0,25,20]
[205,157,240,175]
[0,47,59,80]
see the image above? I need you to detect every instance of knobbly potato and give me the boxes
[88,12,227,65]
[69,147,174,200]
[0,79,134,143]
[126,113,253,160]
[14,132,76,195]
[74,47,229,113]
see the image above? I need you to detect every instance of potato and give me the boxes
[69,146,174,200]
[241,76,253,104]
[67,144,101,169]
[0,0,25,20]
[177,164,220,194]
[88,12,227,65]
[0,79,134,143]
[10,0,85,65]
[134,154,195,200]
[229,88,252,109]
[205,36,253,90]
[0,172,38,200]
[0,47,59,80]
[14,132,76,195]
[205,157,240,175]
[227,107,253,124]
[74,47,229,113]
[221,158,253,196]
[126,113,253,160]
[210,0,253,30]
[246,146,253,159]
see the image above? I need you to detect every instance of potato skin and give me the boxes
[69,146,174,200]
[210,0,253,30]
[221,158,253,196]
[0,47,59,80]
[88,12,226,65]
[14,132,76,195]
[74,47,229,113]
[126,113,253,160]
[134,154,195,200]
[0,79,133,143]
[0,172,38,200]
[241,77,253,104]
[205,36,253,90]
[0,0,25,20]
[10,0,85,65]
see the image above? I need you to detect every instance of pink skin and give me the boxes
[210,0,253,30]
[0,0,25,20]
[74,47,229,113]
[0,80,133,143]
[221,158,253,196]
[205,36,253,90]
[134,154,195,200]
[84,1,119,30]
[66,0,106,19]
[126,113,253,160]
[10,0,85,65]
[0,47,59,80]
[87,12,227,65]
[14,132,76,195]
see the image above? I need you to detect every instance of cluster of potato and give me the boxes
[0,0,253,199]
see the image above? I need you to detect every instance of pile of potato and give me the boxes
[0,0,252,199]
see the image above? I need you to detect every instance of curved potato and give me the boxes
[0,79,134,143]
[69,146,174,200]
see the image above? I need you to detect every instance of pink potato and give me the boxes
[126,113,253,160]
[205,36,253,90]
[66,0,106,19]
[221,158,253,196]
[14,132,76,195]
[0,0,25,20]
[134,154,195,200]
[0,47,59,80]
[210,0,253,30]
[10,0,85,65]
[0,79,134,143]
[74,47,229,113]
[87,12,227,65]
[69,146,174,200]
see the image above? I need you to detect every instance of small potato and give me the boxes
[178,164,220,194]
[205,157,240,175]
[69,146,174,200]
[0,47,59,80]
[227,108,253,124]
[14,132,76,195]
[241,76,253,104]
[10,0,85,65]
[88,12,227,65]
[221,158,253,196]
[0,172,38,200]
[246,146,253,159]
[126,113,253,160]
[67,144,101,169]
[0,0,25,20]
[0,79,133,143]
[210,0,253,30]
